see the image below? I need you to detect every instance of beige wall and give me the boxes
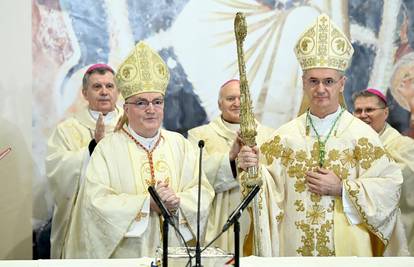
[0,0,33,259]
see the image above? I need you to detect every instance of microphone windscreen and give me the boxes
[198,140,205,148]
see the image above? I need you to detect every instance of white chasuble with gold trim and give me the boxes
[63,129,214,258]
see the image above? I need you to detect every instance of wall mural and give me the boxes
[32,0,414,227]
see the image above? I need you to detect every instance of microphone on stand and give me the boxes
[148,186,173,224]
[201,184,261,252]
[148,186,173,267]
[222,184,260,232]
[148,186,193,267]
[195,140,204,267]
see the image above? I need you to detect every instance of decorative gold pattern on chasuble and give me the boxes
[343,139,389,245]
[294,200,305,212]
[344,180,389,245]
[276,212,284,223]
[260,135,388,255]
[141,161,171,188]
[122,128,164,189]
[294,220,314,256]
[294,219,334,256]
[306,203,326,225]
[315,220,334,256]
[354,138,389,169]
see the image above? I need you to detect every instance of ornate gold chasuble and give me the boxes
[63,129,214,258]
[257,111,406,256]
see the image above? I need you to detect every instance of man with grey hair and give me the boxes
[46,63,122,258]
[187,79,274,255]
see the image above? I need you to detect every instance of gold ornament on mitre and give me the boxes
[294,13,354,72]
[116,41,170,99]
[295,14,353,116]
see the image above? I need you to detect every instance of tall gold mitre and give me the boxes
[294,13,354,71]
[295,14,354,115]
[116,41,170,99]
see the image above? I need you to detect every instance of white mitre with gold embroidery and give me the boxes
[296,14,354,116]
[116,41,170,99]
[294,13,354,72]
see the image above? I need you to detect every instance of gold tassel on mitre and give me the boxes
[115,41,170,131]
[295,13,354,116]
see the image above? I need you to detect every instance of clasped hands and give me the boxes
[150,181,180,214]
[237,145,342,196]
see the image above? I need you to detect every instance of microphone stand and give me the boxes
[195,140,204,267]
[149,186,193,267]
[163,218,169,267]
[201,184,261,267]
[234,220,240,267]
[148,186,172,267]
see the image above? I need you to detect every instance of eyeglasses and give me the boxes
[353,107,386,115]
[125,98,164,110]
[305,78,342,88]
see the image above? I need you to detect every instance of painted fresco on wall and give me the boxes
[32,0,414,224]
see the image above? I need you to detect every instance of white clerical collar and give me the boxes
[221,117,240,132]
[127,124,160,150]
[89,109,116,124]
[308,106,342,137]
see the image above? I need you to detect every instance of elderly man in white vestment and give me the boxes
[353,88,414,255]
[46,63,122,258]
[63,41,214,258]
[187,79,274,255]
[237,14,408,256]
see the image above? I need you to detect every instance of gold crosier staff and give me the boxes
[234,12,262,255]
